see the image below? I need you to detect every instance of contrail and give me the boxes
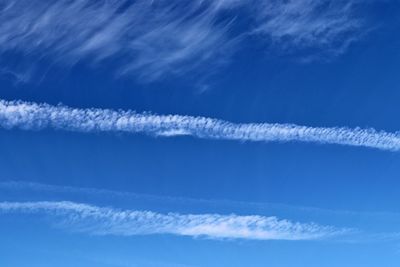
[0,98,399,151]
[0,201,345,240]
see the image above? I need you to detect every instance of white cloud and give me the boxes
[0,98,399,151]
[0,0,364,80]
[252,0,362,55]
[0,201,345,240]
[0,0,234,80]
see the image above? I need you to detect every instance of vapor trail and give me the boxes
[0,201,345,240]
[0,99,399,151]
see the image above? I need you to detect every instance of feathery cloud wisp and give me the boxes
[0,0,233,80]
[0,201,345,240]
[0,99,399,151]
[0,0,363,80]
[253,0,361,54]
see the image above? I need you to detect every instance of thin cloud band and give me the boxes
[0,99,399,151]
[0,201,345,240]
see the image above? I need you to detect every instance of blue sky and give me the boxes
[1,0,400,266]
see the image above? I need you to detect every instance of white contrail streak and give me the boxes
[0,99,399,151]
[0,201,345,240]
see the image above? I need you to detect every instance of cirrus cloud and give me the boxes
[0,0,364,81]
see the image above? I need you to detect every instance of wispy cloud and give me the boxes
[0,201,345,240]
[1,99,399,151]
[253,0,362,56]
[0,0,364,80]
[5,181,400,244]
[3,181,400,222]
[0,0,234,80]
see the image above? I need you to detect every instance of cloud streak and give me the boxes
[0,99,399,151]
[253,0,361,55]
[0,0,363,80]
[4,180,400,223]
[0,0,234,80]
[0,201,345,240]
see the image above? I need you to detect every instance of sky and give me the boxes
[1,0,400,266]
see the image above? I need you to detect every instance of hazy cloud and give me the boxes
[0,0,365,81]
[0,201,346,240]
